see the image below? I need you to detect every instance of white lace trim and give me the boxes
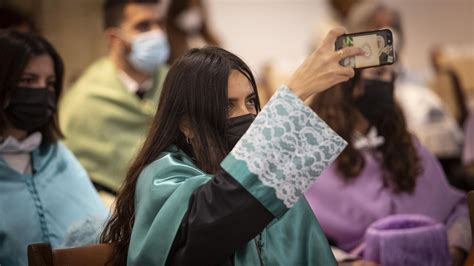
[231,85,347,208]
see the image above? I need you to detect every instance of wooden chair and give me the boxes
[465,191,474,266]
[28,243,112,266]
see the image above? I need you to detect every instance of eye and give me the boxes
[47,79,56,89]
[226,101,235,110]
[246,97,257,107]
[135,21,152,32]
[46,77,56,88]
[154,19,165,28]
[19,77,35,85]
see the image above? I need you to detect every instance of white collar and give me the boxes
[0,132,42,154]
[353,127,385,150]
[118,71,153,94]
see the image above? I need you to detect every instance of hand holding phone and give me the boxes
[335,29,396,69]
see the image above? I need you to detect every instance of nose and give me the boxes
[231,104,252,118]
[38,80,49,88]
[151,23,164,33]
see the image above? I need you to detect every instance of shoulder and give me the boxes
[157,64,169,76]
[53,142,78,159]
[46,142,86,166]
[33,142,89,178]
[64,58,117,98]
[74,57,115,85]
[410,137,447,182]
[137,147,209,189]
[135,147,211,208]
[411,137,439,164]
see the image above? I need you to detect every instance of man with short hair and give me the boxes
[60,0,169,193]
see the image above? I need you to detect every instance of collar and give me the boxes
[0,132,42,154]
[353,127,385,150]
[118,71,153,94]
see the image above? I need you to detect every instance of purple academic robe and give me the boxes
[463,110,474,165]
[305,140,470,253]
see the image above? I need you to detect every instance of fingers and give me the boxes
[336,46,365,61]
[320,27,346,51]
[337,66,355,78]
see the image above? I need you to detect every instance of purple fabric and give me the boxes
[363,214,450,266]
[304,139,469,253]
[463,110,474,165]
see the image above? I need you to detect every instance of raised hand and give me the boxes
[288,28,365,101]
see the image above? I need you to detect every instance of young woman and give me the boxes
[0,31,107,266]
[305,67,470,265]
[101,28,363,265]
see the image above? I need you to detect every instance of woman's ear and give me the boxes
[179,118,194,140]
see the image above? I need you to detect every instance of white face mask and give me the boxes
[176,8,203,33]
[127,30,170,73]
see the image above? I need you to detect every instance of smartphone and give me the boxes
[335,29,396,69]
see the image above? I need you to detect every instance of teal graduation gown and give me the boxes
[0,143,108,266]
[128,86,347,265]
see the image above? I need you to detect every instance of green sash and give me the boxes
[60,58,168,191]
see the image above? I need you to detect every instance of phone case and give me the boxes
[335,28,396,69]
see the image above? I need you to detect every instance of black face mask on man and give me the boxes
[353,79,395,127]
[5,87,56,132]
[225,114,255,150]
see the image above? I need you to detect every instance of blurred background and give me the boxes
[2,0,474,182]
[1,1,474,264]
[3,0,473,89]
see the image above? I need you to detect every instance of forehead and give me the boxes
[122,3,162,25]
[23,54,54,76]
[227,70,253,98]
[361,65,394,81]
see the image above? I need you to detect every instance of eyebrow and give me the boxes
[21,72,37,77]
[21,72,56,80]
[228,92,256,102]
[134,18,163,27]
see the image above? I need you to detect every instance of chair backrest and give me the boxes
[469,191,474,241]
[28,243,113,266]
[465,191,474,266]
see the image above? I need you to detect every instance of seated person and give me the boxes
[100,29,364,265]
[0,31,107,266]
[464,110,474,174]
[0,6,36,32]
[165,0,221,64]
[60,0,169,193]
[305,66,471,266]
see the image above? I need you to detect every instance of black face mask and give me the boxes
[354,79,395,126]
[225,114,255,150]
[5,87,56,131]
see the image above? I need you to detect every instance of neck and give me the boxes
[3,127,28,141]
[110,51,151,85]
[354,111,370,134]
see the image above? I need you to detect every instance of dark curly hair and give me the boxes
[310,72,422,193]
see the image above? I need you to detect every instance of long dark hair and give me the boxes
[0,31,64,145]
[166,0,220,64]
[100,47,260,265]
[310,72,422,193]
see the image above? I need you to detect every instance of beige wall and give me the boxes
[5,0,106,87]
[384,0,474,77]
[207,0,474,80]
[39,0,107,86]
[6,0,474,86]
